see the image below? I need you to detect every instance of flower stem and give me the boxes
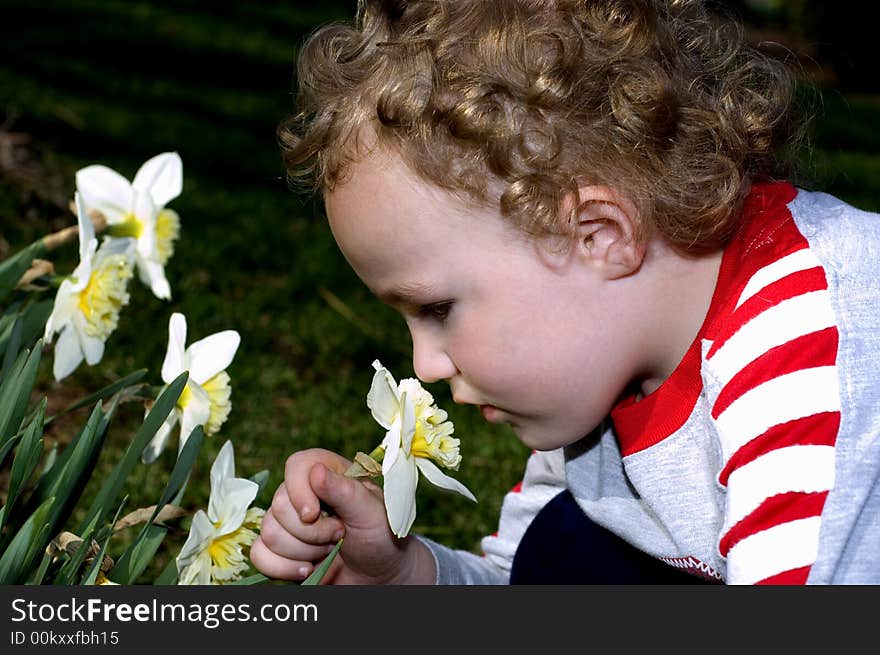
[301,538,343,585]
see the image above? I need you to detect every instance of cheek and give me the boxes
[449,309,548,395]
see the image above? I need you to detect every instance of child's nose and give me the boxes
[411,333,456,384]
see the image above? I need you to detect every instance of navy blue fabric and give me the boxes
[510,490,715,584]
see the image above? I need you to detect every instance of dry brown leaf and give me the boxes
[113,505,188,532]
[344,451,383,479]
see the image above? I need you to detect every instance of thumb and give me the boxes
[310,463,385,529]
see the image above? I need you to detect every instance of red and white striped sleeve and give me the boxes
[706,240,840,584]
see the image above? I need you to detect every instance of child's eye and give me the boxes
[417,301,453,322]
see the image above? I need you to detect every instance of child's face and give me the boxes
[324,148,641,451]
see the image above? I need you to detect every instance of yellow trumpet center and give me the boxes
[155,209,180,265]
[106,213,144,239]
[409,411,460,470]
[206,508,264,583]
[203,371,232,436]
[76,254,133,339]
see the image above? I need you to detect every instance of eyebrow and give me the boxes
[376,281,439,307]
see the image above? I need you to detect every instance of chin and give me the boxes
[513,426,580,452]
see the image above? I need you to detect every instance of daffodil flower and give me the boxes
[94,572,119,585]
[367,359,476,538]
[43,193,135,381]
[142,312,240,464]
[75,152,182,300]
[176,440,265,585]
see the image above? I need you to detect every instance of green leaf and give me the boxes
[46,369,148,425]
[157,425,203,513]
[108,525,168,585]
[112,425,205,585]
[53,500,122,586]
[5,402,107,553]
[229,573,271,585]
[0,495,54,584]
[249,469,270,495]
[301,538,343,585]
[0,339,42,472]
[52,519,100,586]
[0,315,23,382]
[0,432,20,471]
[1,398,46,534]
[25,550,54,586]
[81,499,128,585]
[153,556,179,586]
[0,299,53,358]
[0,238,47,303]
[76,371,188,534]
[16,298,53,350]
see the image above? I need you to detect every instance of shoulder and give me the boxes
[788,188,880,278]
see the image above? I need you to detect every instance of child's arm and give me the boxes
[250,448,437,584]
[413,448,568,584]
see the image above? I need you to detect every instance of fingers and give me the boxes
[309,463,386,530]
[269,485,344,546]
[250,536,316,581]
[284,449,353,523]
[259,501,341,560]
[251,491,344,582]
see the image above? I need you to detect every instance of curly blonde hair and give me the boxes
[279,0,804,252]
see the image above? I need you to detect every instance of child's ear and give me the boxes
[571,186,647,279]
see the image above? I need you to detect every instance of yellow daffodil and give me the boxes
[176,440,265,585]
[44,193,135,381]
[367,359,476,538]
[142,312,240,464]
[75,152,182,300]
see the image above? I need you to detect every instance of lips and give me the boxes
[480,404,505,423]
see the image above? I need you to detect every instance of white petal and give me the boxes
[96,235,136,262]
[141,409,180,464]
[74,192,96,262]
[186,330,240,383]
[72,245,97,295]
[180,380,211,449]
[415,459,477,502]
[381,419,402,476]
[133,190,158,259]
[210,477,258,533]
[79,331,105,365]
[176,510,215,572]
[52,327,83,381]
[366,360,400,429]
[137,257,171,300]
[161,313,187,382]
[383,452,418,538]
[132,152,183,207]
[210,440,236,491]
[75,165,133,223]
[399,390,416,454]
[179,383,211,450]
[44,281,78,341]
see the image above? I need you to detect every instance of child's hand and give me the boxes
[250,448,436,584]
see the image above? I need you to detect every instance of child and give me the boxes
[250,0,880,584]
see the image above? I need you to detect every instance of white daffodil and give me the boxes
[367,359,476,538]
[176,440,265,585]
[76,152,182,300]
[43,193,135,381]
[142,312,240,464]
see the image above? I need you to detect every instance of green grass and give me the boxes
[1,1,879,582]
[0,0,528,579]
